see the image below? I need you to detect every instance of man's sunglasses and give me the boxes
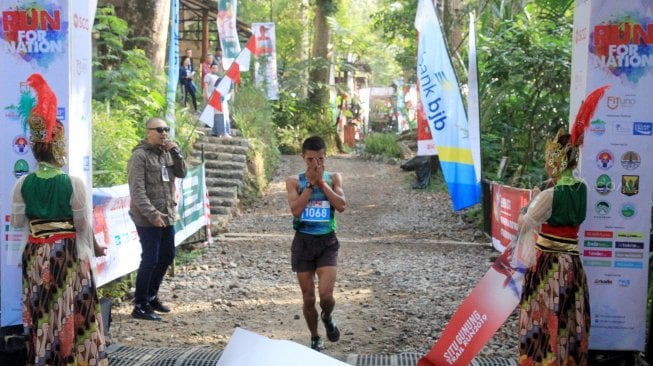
[148,127,170,133]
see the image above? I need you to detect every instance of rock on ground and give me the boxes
[110,154,519,359]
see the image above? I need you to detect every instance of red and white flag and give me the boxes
[200,36,257,127]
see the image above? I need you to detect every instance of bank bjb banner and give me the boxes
[571,0,653,352]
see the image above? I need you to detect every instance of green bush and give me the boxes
[92,101,140,187]
[363,133,401,158]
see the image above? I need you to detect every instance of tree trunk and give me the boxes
[297,0,310,98]
[117,0,170,75]
[309,0,332,107]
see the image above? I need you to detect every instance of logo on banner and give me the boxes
[596,150,614,170]
[594,201,611,216]
[592,18,653,83]
[620,151,641,170]
[595,174,613,195]
[633,122,652,136]
[1,2,68,65]
[606,96,636,110]
[12,135,29,155]
[621,175,639,196]
[620,203,636,219]
[590,119,606,136]
[613,122,632,135]
[14,159,29,178]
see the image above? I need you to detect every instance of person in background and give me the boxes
[203,62,230,138]
[184,48,194,71]
[11,73,108,366]
[285,136,346,352]
[201,54,214,87]
[127,118,187,321]
[512,129,590,365]
[179,55,198,112]
[213,48,225,74]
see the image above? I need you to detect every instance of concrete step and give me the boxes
[205,169,244,180]
[204,160,246,171]
[206,177,243,188]
[192,152,247,163]
[209,195,238,208]
[195,143,249,155]
[208,186,238,199]
[210,206,232,216]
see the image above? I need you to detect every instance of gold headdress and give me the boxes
[545,128,575,179]
[26,73,66,166]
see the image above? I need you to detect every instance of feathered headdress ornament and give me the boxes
[26,73,66,166]
[545,85,610,178]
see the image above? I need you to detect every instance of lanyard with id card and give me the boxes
[161,165,170,182]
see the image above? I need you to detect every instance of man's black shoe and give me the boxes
[310,336,323,352]
[321,312,340,342]
[132,304,161,321]
[149,297,171,313]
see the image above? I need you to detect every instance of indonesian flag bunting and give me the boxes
[208,91,223,111]
[200,35,257,126]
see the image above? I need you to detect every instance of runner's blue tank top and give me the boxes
[293,172,337,235]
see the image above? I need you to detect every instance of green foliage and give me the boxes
[92,101,140,187]
[478,2,573,185]
[93,5,165,127]
[363,133,401,158]
[231,84,280,183]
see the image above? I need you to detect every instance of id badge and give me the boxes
[300,200,331,222]
[161,165,170,182]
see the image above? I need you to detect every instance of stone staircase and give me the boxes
[190,128,249,235]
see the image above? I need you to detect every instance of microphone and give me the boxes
[164,139,184,160]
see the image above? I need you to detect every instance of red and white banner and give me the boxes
[252,22,279,100]
[416,93,437,156]
[419,248,525,366]
[490,183,532,252]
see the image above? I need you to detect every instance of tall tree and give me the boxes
[309,0,337,106]
[116,0,170,75]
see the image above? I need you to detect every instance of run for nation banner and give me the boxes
[415,0,480,211]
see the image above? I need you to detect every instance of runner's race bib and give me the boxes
[300,200,331,222]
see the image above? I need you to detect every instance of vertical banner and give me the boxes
[217,0,241,71]
[0,0,95,326]
[416,92,437,156]
[252,22,279,100]
[571,1,653,352]
[415,0,480,211]
[467,13,481,187]
[490,183,532,252]
[165,0,180,136]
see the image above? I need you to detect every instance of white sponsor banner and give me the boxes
[0,0,95,326]
[252,22,279,100]
[92,164,210,287]
[571,0,653,351]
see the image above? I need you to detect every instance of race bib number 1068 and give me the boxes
[301,200,331,222]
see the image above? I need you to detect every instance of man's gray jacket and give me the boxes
[127,139,187,227]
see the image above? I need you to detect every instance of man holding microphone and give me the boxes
[128,117,187,320]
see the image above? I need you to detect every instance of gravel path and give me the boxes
[110,154,519,360]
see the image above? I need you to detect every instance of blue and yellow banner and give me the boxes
[415,0,480,211]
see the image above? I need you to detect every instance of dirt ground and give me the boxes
[110,154,519,359]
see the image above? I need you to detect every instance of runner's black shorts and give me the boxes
[291,231,339,272]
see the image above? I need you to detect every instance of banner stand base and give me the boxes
[589,350,645,365]
[0,325,26,365]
